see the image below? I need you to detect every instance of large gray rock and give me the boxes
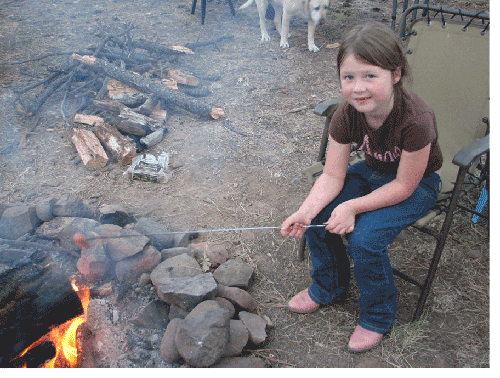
[35,197,57,222]
[175,308,232,367]
[0,205,41,240]
[160,318,182,364]
[213,259,254,288]
[150,253,202,286]
[238,311,267,345]
[115,245,161,282]
[36,216,100,251]
[160,247,190,261]
[132,300,169,329]
[95,224,149,262]
[216,285,258,312]
[223,320,249,357]
[155,273,218,312]
[52,194,97,219]
[134,217,175,250]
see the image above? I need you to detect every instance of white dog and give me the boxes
[239,0,329,52]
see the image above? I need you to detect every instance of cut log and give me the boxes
[71,128,108,169]
[0,251,83,367]
[72,54,224,119]
[73,114,105,127]
[167,69,199,87]
[94,123,136,165]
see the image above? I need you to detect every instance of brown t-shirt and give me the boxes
[329,93,443,175]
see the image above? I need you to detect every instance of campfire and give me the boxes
[17,281,90,368]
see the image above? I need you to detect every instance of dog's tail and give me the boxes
[239,0,255,10]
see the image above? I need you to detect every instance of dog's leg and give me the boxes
[273,4,283,36]
[280,10,291,48]
[256,0,271,41]
[307,20,320,52]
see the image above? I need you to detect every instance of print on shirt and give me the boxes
[359,134,402,162]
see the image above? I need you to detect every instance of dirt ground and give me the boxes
[0,0,490,368]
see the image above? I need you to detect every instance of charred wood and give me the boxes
[72,54,224,119]
[0,251,83,367]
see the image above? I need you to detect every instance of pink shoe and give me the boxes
[287,288,320,314]
[348,325,383,353]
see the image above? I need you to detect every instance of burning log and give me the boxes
[72,54,224,119]
[0,251,84,367]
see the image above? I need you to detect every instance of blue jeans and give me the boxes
[305,161,441,334]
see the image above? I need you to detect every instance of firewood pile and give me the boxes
[11,24,229,169]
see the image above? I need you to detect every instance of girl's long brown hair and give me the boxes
[337,21,411,103]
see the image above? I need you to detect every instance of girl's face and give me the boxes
[339,54,401,122]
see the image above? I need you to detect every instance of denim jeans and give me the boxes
[305,161,441,334]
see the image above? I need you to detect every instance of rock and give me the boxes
[189,242,228,267]
[155,273,218,312]
[168,304,189,320]
[132,300,170,329]
[0,248,33,267]
[0,205,41,240]
[214,297,235,318]
[115,245,161,282]
[175,308,232,368]
[223,320,249,357]
[0,264,9,275]
[238,311,267,345]
[35,197,57,222]
[134,217,175,250]
[52,194,97,219]
[95,224,150,262]
[138,273,151,286]
[36,216,100,251]
[91,282,113,297]
[173,232,196,248]
[213,259,254,288]
[151,253,202,285]
[160,247,190,261]
[211,357,267,368]
[261,314,274,328]
[76,232,111,283]
[467,248,482,259]
[216,284,258,312]
[99,204,131,227]
[160,318,182,364]
[186,300,222,319]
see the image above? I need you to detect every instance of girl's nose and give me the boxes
[353,80,365,93]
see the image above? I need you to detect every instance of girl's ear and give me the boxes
[392,67,402,84]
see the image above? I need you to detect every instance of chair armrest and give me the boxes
[313,99,342,117]
[452,135,489,168]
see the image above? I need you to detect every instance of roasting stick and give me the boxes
[72,224,327,249]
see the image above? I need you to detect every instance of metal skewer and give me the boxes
[72,224,327,249]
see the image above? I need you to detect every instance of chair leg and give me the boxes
[227,0,235,16]
[191,0,198,15]
[297,236,307,261]
[201,0,207,25]
[412,166,469,321]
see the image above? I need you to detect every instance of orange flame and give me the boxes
[19,281,90,368]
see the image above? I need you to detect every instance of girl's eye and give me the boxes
[366,74,376,79]
[343,75,354,81]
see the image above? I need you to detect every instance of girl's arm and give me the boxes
[325,143,432,234]
[281,137,351,238]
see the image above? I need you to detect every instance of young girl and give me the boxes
[281,22,443,353]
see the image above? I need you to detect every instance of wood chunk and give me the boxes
[73,114,105,127]
[71,128,108,169]
[167,69,199,87]
[94,123,136,165]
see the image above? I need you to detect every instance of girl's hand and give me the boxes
[325,203,356,235]
[281,212,312,239]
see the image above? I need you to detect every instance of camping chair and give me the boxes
[298,4,490,321]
